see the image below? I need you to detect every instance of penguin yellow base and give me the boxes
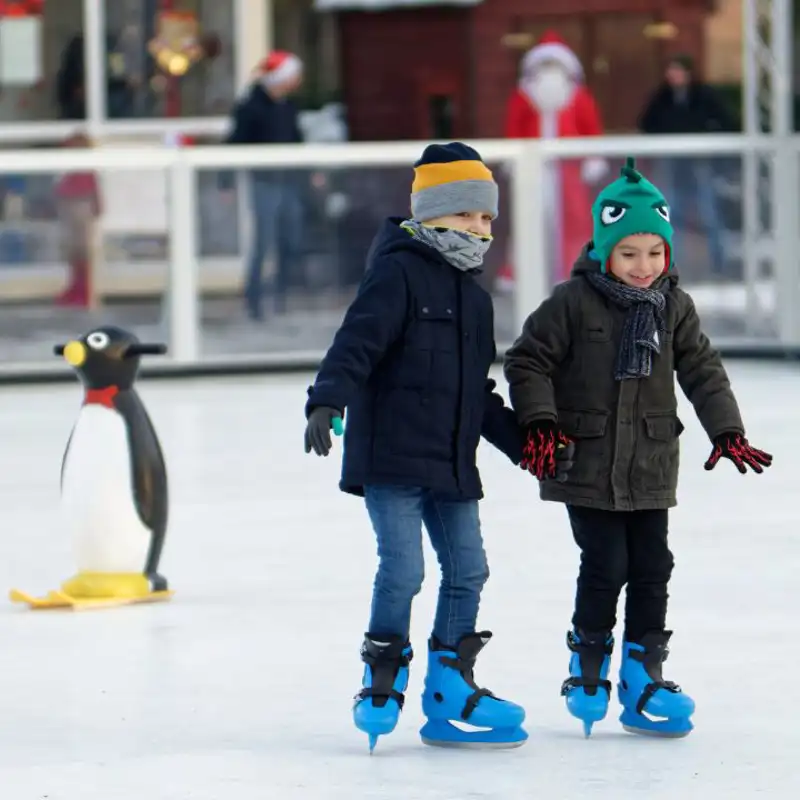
[9,572,174,611]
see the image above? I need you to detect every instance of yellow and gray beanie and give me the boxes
[410,142,498,221]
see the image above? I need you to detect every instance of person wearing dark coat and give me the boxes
[504,158,772,739]
[637,54,736,277]
[304,143,530,751]
[220,51,305,320]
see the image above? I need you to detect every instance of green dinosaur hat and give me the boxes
[590,156,674,273]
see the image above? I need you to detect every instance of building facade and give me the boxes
[0,0,755,144]
[0,0,269,144]
[330,0,713,138]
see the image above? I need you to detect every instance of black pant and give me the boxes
[567,506,674,642]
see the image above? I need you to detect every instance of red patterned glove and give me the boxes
[521,421,575,481]
[704,433,773,474]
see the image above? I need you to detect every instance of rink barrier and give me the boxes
[0,345,798,388]
[0,133,797,382]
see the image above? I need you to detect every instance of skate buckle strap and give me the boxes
[560,675,612,696]
[635,679,682,715]
[355,686,406,709]
[439,653,496,721]
[563,630,613,697]
[628,637,682,714]
[361,648,412,669]
[357,639,412,710]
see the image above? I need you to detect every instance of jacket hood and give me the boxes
[570,241,680,288]
[366,216,445,265]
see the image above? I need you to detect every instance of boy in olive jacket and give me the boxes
[504,158,772,738]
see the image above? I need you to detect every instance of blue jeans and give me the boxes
[659,158,726,275]
[245,178,304,317]
[364,485,490,647]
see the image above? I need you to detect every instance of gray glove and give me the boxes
[304,406,343,456]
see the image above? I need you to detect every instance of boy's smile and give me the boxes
[608,233,666,289]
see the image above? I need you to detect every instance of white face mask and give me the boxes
[523,64,575,112]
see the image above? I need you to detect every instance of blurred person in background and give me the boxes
[56,32,137,120]
[220,51,306,321]
[54,132,102,308]
[637,55,736,279]
[504,31,608,287]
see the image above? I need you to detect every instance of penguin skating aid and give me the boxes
[9,327,173,611]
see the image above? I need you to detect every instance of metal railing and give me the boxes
[0,133,794,379]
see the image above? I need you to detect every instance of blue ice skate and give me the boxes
[353,635,413,752]
[560,629,614,737]
[420,631,527,748]
[617,631,695,737]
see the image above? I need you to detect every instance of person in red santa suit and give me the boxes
[503,31,607,286]
[53,132,102,308]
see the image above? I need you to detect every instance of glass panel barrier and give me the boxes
[539,152,775,343]
[194,160,516,358]
[0,163,171,365]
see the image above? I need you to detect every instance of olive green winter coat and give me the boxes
[503,248,744,511]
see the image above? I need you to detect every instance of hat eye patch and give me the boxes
[653,203,670,221]
[600,203,628,225]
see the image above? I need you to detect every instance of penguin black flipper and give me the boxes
[60,428,75,490]
[114,390,169,590]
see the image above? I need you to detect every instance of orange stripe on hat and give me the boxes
[412,160,495,194]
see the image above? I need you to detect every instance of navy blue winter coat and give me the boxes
[305,217,524,500]
[219,84,303,190]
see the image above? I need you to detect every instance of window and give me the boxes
[274,0,340,109]
[103,0,236,118]
[0,0,83,122]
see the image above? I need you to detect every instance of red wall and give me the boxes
[339,7,471,141]
[338,0,708,141]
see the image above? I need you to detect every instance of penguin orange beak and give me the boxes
[62,341,86,367]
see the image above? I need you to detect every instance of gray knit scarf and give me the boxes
[585,272,669,380]
[400,219,491,273]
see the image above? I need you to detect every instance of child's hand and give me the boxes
[704,433,773,474]
[304,406,344,457]
[521,421,574,481]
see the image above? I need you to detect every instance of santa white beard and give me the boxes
[522,64,575,113]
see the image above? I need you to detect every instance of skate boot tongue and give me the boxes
[363,635,411,661]
[455,631,492,661]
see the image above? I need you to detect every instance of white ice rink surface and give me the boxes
[0,362,796,799]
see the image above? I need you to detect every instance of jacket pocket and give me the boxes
[408,300,458,352]
[558,409,609,487]
[634,410,684,492]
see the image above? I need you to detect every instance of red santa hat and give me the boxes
[256,50,303,86]
[521,31,583,81]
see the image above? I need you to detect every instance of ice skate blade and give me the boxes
[621,723,692,739]
[9,587,174,611]
[420,720,527,749]
[619,709,693,738]
[421,735,527,749]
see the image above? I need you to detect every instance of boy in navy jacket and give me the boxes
[304,143,534,751]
